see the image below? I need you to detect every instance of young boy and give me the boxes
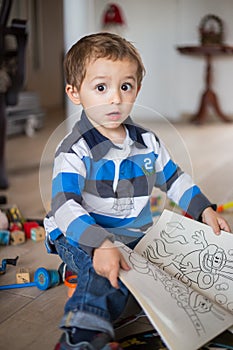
[44,32,230,350]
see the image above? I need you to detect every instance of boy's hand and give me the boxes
[201,207,231,235]
[93,239,130,289]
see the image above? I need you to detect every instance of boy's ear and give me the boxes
[136,85,141,96]
[65,84,81,104]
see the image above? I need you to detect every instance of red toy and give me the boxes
[102,3,125,26]
[23,221,39,239]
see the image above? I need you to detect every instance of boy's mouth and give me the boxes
[106,111,122,120]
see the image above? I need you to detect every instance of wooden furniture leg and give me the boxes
[192,54,232,124]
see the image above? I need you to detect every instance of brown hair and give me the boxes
[64,32,145,90]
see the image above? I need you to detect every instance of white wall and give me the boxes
[92,0,233,121]
[62,0,233,122]
[63,0,95,122]
[13,1,233,118]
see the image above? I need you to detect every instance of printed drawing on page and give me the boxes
[136,209,233,314]
[118,210,233,350]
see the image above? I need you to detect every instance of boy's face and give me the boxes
[66,58,140,135]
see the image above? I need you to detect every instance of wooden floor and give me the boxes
[0,108,233,349]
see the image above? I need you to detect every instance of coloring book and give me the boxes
[118,209,233,350]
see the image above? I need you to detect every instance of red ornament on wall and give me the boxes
[102,3,125,26]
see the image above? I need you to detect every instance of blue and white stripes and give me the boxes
[44,111,213,255]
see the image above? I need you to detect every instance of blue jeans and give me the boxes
[54,235,140,338]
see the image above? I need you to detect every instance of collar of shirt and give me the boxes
[76,110,147,161]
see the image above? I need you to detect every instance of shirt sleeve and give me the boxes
[50,149,114,256]
[154,138,215,220]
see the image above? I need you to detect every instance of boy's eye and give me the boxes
[121,83,132,91]
[96,84,106,92]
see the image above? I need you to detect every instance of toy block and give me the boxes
[30,226,45,242]
[0,230,10,245]
[16,268,30,284]
[6,205,24,224]
[10,230,25,245]
[23,221,39,239]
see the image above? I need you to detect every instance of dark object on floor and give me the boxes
[206,330,233,349]
[118,329,233,350]
[118,330,166,350]
[0,256,18,274]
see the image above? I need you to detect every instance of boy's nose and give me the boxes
[110,90,121,104]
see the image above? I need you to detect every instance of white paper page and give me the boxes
[119,244,233,350]
[136,209,233,314]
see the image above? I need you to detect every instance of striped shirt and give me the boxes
[44,111,213,255]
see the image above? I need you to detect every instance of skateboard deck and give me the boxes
[118,330,166,349]
[118,329,233,349]
[115,313,233,350]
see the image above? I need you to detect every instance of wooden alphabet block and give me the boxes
[30,226,45,242]
[16,268,30,284]
[10,230,25,245]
